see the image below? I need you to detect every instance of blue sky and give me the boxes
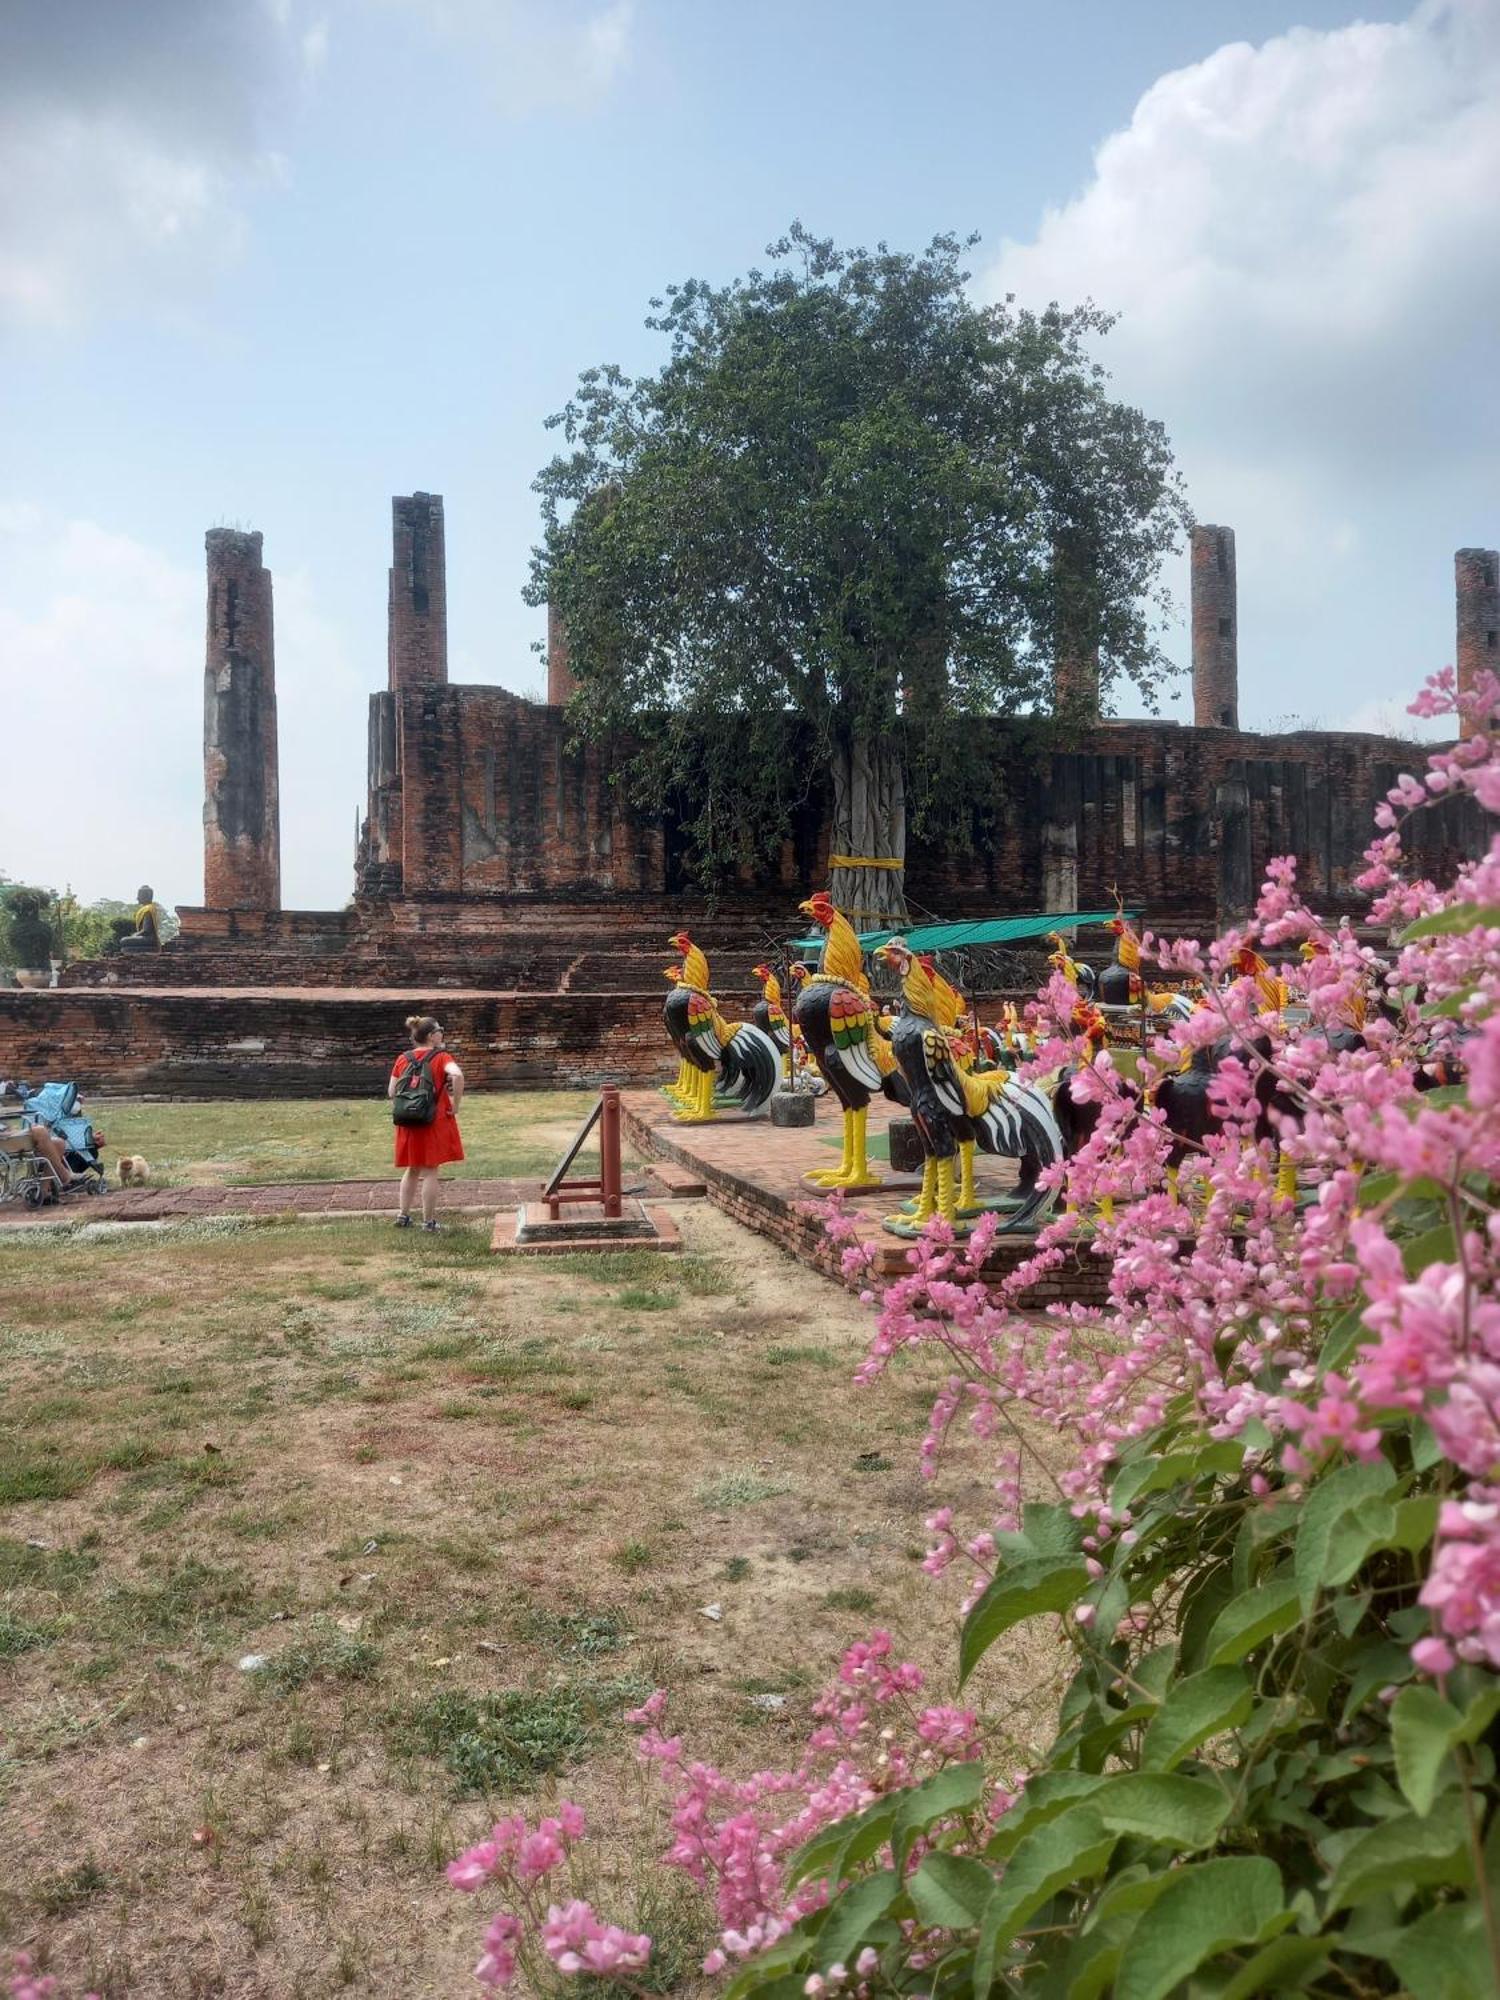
[2,0,1495,910]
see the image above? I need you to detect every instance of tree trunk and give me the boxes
[829,734,908,930]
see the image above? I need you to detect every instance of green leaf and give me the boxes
[891,1760,985,1867]
[1141,1666,1253,1772]
[786,1797,895,1890]
[1318,1303,1371,1376]
[1392,1684,1463,1815]
[1114,1857,1287,2000]
[1110,1440,1245,1512]
[1363,1899,1495,2000]
[1399,902,1500,941]
[908,1853,993,1931]
[1088,1772,1231,1848]
[1326,1794,1473,1911]
[1294,1460,1395,1613]
[1206,1576,1301,1665]
[814,1869,898,1975]
[1214,1934,1331,1999]
[985,1773,1106,1859]
[1389,1493,1440,1553]
[1341,1637,1415,1723]
[972,1806,1116,1994]
[1403,1220,1458,1278]
[958,1557,1091,1685]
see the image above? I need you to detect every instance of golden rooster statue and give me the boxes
[874,938,1064,1235]
[662,932,779,1123]
[793,892,908,1188]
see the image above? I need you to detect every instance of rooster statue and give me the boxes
[874,938,1064,1236]
[1096,909,1197,1026]
[661,965,694,1109]
[793,893,908,1187]
[750,963,792,1080]
[662,933,780,1123]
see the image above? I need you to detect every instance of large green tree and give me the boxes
[529,226,1188,922]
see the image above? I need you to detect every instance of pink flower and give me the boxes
[474,1911,524,1990]
[540,1900,651,1977]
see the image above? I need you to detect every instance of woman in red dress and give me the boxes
[388,1014,465,1230]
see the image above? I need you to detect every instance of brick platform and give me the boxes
[0,1176,525,1230]
[621,1091,1111,1303]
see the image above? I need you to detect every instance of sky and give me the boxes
[1,0,1496,911]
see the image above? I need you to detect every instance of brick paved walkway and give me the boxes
[620,1089,1110,1302]
[0,1177,527,1229]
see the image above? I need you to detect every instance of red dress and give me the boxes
[391,1049,465,1169]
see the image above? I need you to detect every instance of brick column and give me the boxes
[1052,534,1099,722]
[1456,547,1499,739]
[546,601,576,705]
[1191,525,1238,729]
[388,492,448,693]
[203,529,280,910]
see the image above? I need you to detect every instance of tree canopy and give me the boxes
[528,225,1189,915]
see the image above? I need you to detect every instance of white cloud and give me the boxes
[0,509,364,912]
[0,0,310,331]
[375,0,633,112]
[985,0,1500,728]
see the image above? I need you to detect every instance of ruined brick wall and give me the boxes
[1,989,678,1097]
[908,722,1482,925]
[395,686,666,897]
[1191,526,1239,729]
[203,529,279,909]
[375,695,1475,929]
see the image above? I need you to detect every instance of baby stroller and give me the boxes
[0,1080,109,1208]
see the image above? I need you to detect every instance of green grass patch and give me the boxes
[696,1470,791,1510]
[0,1607,51,1658]
[610,1540,653,1574]
[34,1859,108,1918]
[823,1586,878,1613]
[253,1625,382,1693]
[0,1535,101,1591]
[765,1345,837,1367]
[0,1452,95,1506]
[392,1686,589,1795]
[103,1559,259,1644]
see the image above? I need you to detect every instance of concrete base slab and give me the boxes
[490,1199,682,1258]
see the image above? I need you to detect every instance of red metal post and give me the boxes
[600,1084,623,1219]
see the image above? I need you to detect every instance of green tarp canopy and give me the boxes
[788,910,1141,955]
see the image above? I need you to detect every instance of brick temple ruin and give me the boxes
[3,496,1493,1095]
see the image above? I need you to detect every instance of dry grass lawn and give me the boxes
[0,1188,1065,1996]
[88,1093,600,1188]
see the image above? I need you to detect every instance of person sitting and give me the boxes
[119,885,165,951]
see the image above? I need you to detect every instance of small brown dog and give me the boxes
[118,1155,151,1187]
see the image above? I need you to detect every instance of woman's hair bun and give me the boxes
[404,1014,422,1033]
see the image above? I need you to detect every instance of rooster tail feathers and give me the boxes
[719,1022,780,1115]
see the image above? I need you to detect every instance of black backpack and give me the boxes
[392,1050,438,1127]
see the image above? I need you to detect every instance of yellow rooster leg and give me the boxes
[936,1157,959,1228]
[1097,1194,1115,1224]
[805,1108,856,1187]
[1166,1164,1179,1204]
[849,1103,872,1185]
[913,1157,937,1221]
[673,1065,716,1124]
[958,1141,978,1214]
[1275,1156,1299,1203]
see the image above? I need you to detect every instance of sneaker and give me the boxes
[422,1220,442,1232]
[394,1213,413,1228]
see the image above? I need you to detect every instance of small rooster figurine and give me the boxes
[750,962,792,1080]
[875,938,1063,1235]
[793,893,908,1187]
[663,933,780,1123]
